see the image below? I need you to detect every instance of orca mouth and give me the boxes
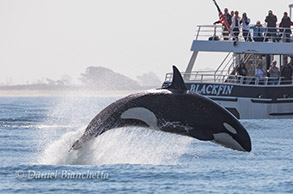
[213,133,249,152]
[213,122,252,152]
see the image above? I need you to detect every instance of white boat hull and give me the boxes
[210,96,293,119]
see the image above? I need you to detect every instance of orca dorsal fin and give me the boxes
[167,66,187,92]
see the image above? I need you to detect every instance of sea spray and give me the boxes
[39,126,193,165]
[36,96,194,165]
[35,96,116,162]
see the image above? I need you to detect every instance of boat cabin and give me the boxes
[163,8,293,119]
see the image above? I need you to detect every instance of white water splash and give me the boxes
[37,96,193,166]
[38,127,193,165]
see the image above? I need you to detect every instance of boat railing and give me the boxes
[214,52,253,81]
[214,52,232,76]
[195,25,293,42]
[165,71,216,83]
[165,72,293,85]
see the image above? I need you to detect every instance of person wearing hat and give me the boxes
[265,10,278,42]
[250,21,265,42]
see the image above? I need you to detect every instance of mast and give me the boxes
[290,4,293,18]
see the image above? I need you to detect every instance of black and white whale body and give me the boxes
[70,66,251,152]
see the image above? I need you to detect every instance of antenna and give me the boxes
[289,4,293,18]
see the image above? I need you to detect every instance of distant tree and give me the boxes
[136,72,162,88]
[80,66,141,90]
[46,78,56,86]
[59,75,72,86]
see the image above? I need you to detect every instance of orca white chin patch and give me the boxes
[121,107,158,129]
[223,123,237,134]
[213,133,245,152]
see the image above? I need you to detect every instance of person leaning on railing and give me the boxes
[250,21,266,42]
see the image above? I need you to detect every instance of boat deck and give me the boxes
[191,25,293,55]
[165,72,293,86]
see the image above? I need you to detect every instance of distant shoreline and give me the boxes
[0,66,162,97]
[0,88,144,97]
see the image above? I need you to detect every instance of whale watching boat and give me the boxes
[163,4,293,119]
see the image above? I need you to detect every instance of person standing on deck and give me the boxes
[269,60,280,85]
[231,11,234,18]
[241,13,252,41]
[265,10,278,42]
[231,11,241,41]
[255,64,266,84]
[213,8,232,40]
[281,63,293,84]
[279,12,292,42]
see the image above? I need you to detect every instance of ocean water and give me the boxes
[0,96,293,193]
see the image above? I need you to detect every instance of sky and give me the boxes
[0,0,292,85]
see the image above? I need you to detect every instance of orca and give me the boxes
[70,66,251,152]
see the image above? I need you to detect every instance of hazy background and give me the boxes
[0,0,292,85]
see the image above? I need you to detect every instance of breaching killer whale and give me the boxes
[70,66,251,152]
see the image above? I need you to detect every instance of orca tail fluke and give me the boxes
[167,66,187,92]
